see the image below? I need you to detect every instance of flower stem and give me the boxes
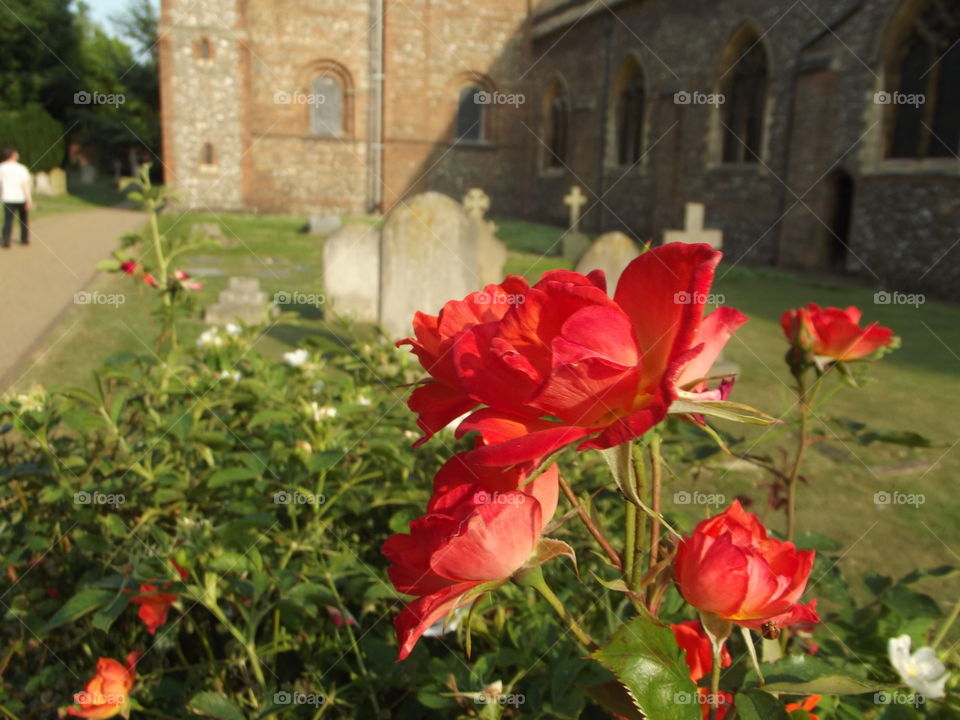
[709,640,723,720]
[741,626,765,686]
[559,476,622,570]
[786,372,809,541]
[523,566,597,650]
[647,435,663,597]
[933,596,960,649]
[630,446,648,591]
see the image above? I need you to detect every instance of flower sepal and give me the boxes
[518,537,578,577]
[670,398,779,426]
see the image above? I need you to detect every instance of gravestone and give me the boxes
[663,202,722,249]
[562,185,591,261]
[380,191,477,338]
[575,231,640,294]
[462,188,507,286]
[204,277,273,325]
[49,168,67,196]
[308,214,343,236]
[663,202,737,378]
[193,221,237,247]
[323,223,380,322]
[34,172,54,197]
[79,163,97,185]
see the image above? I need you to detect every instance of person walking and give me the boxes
[0,148,32,248]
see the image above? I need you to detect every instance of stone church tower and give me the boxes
[159,0,249,210]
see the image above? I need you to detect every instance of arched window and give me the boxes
[311,74,344,137]
[614,58,645,165]
[456,85,485,141]
[198,38,212,60]
[886,2,960,158]
[720,41,768,163]
[544,81,569,168]
[201,143,215,165]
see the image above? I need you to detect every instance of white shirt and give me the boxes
[0,161,31,203]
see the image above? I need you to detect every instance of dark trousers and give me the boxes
[2,202,28,245]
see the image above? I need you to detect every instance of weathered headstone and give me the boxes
[323,223,380,322]
[663,202,722,249]
[308,214,343,236]
[204,277,272,325]
[575,231,640,293]
[49,167,67,196]
[663,202,737,378]
[79,163,97,185]
[34,172,54,197]
[462,188,507,286]
[380,191,477,338]
[562,185,591,261]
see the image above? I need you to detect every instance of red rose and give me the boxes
[398,276,531,445]
[382,464,558,660]
[65,651,140,718]
[672,620,732,683]
[400,243,745,467]
[130,583,177,635]
[781,304,893,362]
[674,501,819,631]
[698,688,733,719]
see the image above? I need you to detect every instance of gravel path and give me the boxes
[0,205,145,387]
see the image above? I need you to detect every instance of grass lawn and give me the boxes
[31,176,126,218]
[12,211,960,602]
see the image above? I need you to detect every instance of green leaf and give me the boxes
[756,655,888,696]
[248,409,294,428]
[95,258,121,272]
[41,588,114,634]
[590,617,700,720]
[881,586,941,619]
[670,399,779,426]
[793,532,843,552]
[207,467,260,488]
[734,689,790,720]
[583,680,644,719]
[91,592,130,633]
[188,691,246,720]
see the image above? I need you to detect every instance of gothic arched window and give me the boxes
[456,85,484,142]
[544,81,569,168]
[311,74,344,136]
[721,42,768,163]
[614,58,645,165]
[887,2,960,158]
[201,143,215,165]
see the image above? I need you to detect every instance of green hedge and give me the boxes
[0,103,65,171]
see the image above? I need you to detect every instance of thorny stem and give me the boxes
[786,372,826,540]
[559,476,622,570]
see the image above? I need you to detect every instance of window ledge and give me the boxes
[864,158,960,177]
[538,166,566,179]
[449,139,496,150]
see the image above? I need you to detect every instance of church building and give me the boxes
[159,0,960,298]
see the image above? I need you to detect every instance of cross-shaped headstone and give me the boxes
[462,188,490,221]
[663,202,723,249]
[564,185,587,232]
